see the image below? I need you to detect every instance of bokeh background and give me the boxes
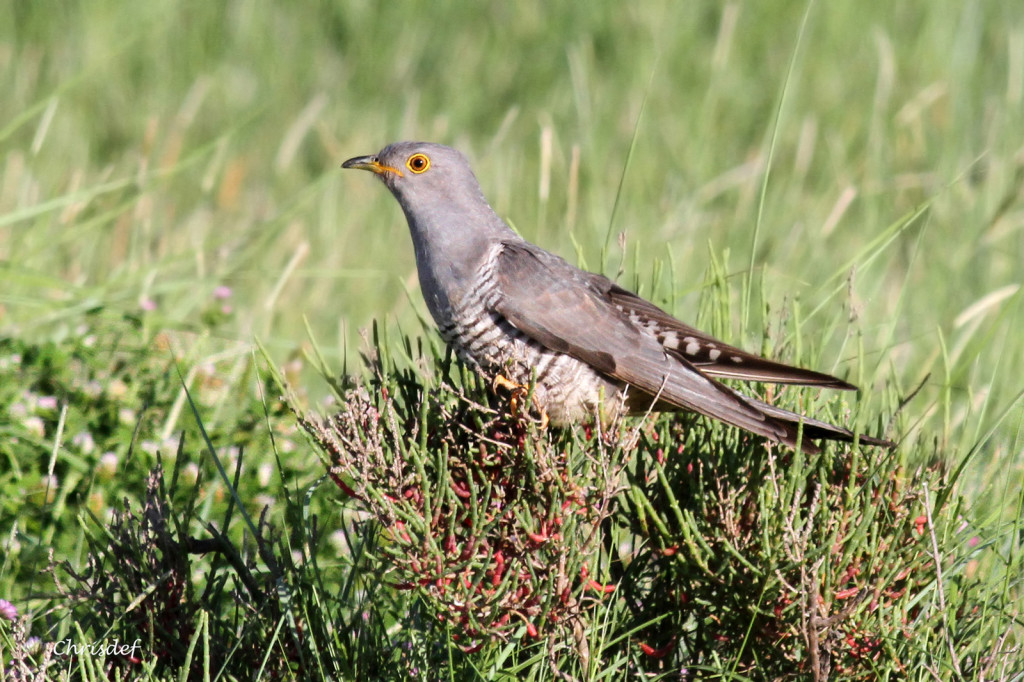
[3,1,1023,495]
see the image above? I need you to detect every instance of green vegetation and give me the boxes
[2,1,1022,679]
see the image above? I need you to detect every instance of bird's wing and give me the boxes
[492,241,797,444]
[600,283,856,389]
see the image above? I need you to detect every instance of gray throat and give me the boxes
[401,201,517,326]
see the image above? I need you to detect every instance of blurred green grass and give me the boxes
[4,0,1022,486]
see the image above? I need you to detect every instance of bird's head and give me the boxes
[342,141,513,253]
[342,141,487,206]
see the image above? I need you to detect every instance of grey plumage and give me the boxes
[342,141,892,451]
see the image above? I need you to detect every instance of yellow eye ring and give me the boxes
[406,153,431,174]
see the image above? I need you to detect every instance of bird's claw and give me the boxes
[492,373,521,395]
[492,374,549,429]
[492,374,529,415]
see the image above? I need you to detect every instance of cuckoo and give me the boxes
[342,142,892,451]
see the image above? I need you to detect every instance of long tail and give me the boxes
[736,391,894,452]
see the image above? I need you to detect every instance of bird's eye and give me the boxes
[406,153,431,174]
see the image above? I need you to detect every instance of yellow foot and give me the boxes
[491,374,549,429]
[492,373,528,415]
[492,373,522,395]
